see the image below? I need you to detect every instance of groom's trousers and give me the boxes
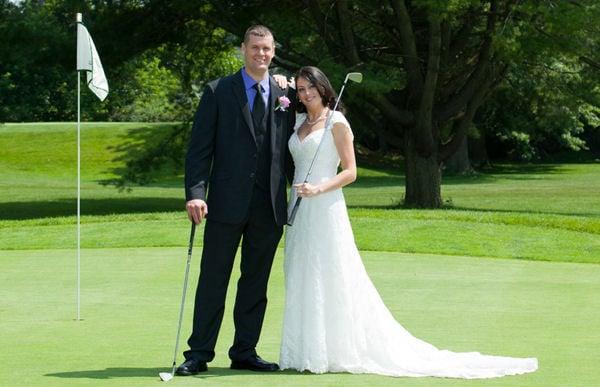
[184,185,283,362]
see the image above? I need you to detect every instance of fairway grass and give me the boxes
[1,210,599,263]
[2,123,600,385]
[1,247,598,386]
[2,123,600,264]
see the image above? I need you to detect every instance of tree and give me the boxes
[3,0,599,202]
[0,0,75,121]
[191,0,600,207]
[476,60,600,161]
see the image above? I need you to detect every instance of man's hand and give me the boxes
[186,199,208,224]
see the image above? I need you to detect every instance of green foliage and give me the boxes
[477,58,600,160]
[110,54,182,122]
[476,1,600,160]
[0,1,241,123]
[0,1,76,121]
[107,21,243,185]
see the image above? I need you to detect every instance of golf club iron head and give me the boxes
[159,372,174,382]
[345,72,363,84]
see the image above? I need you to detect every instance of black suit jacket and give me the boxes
[185,70,296,226]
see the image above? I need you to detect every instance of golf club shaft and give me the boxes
[170,222,196,374]
[287,79,350,226]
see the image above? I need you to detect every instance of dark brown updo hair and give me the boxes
[294,66,344,114]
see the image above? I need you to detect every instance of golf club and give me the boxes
[159,222,196,382]
[287,72,363,226]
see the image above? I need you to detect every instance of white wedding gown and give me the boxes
[279,111,538,378]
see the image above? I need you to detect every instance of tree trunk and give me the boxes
[404,137,442,208]
[444,136,473,174]
[469,133,490,168]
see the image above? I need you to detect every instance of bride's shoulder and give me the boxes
[331,110,351,128]
[329,110,353,140]
[294,113,306,131]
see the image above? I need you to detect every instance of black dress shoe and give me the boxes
[175,358,207,376]
[231,355,279,372]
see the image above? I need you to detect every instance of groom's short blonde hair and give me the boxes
[244,25,274,46]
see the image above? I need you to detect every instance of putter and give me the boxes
[159,222,197,382]
[287,72,363,226]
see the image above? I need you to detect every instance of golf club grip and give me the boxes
[287,197,303,226]
[187,222,196,255]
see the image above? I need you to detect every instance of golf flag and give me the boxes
[77,21,108,101]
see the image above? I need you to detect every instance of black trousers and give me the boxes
[184,185,282,362]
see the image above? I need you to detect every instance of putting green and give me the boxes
[1,247,598,386]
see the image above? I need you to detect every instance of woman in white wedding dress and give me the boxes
[279,66,538,379]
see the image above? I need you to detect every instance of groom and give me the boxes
[177,25,295,375]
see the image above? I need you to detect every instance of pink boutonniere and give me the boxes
[275,96,291,111]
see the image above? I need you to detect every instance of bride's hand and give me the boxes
[273,74,289,89]
[294,182,322,198]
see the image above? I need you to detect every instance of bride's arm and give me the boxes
[294,122,356,197]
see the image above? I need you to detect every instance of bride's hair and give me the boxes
[294,66,345,114]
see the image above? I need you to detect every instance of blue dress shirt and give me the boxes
[242,67,270,113]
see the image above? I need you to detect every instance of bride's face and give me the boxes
[296,77,324,110]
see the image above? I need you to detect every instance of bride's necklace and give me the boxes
[305,108,328,125]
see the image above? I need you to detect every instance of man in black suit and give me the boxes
[176,25,295,375]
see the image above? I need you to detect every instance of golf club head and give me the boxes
[345,72,363,84]
[159,372,174,382]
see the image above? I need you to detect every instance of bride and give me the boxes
[279,66,538,379]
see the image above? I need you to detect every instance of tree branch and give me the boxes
[435,0,499,122]
[439,63,507,161]
[306,0,340,55]
[389,0,423,89]
[580,55,600,71]
[369,92,415,127]
[336,0,360,65]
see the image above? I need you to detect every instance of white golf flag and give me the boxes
[77,22,108,101]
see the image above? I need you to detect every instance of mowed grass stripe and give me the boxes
[0,212,599,264]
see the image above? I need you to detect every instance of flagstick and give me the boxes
[77,70,81,321]
[75,12,108,321]
[76,12,82,321]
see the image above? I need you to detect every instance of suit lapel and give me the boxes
[232,70,256,144]
[269,77,283,154]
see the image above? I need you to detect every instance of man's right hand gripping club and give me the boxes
[186,199,208,224]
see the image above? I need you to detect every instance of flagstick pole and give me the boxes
[76,12,82,322]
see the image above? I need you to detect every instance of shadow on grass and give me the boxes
[46,367,165,380]
[353,175,405,188]
[0,198,183,220]
[345,204,600,218]
[353,164,565,188]
[98,123,188,189]
[473,163,562,175]
[450,205,600,218]
[45,366,291,380]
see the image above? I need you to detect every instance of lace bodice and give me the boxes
[288,111,351,185]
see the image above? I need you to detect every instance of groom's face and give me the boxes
[241,33,275,76]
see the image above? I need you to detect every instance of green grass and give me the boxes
[2,122,600,385]
[1,248,599,386]
[2,122,600,263]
